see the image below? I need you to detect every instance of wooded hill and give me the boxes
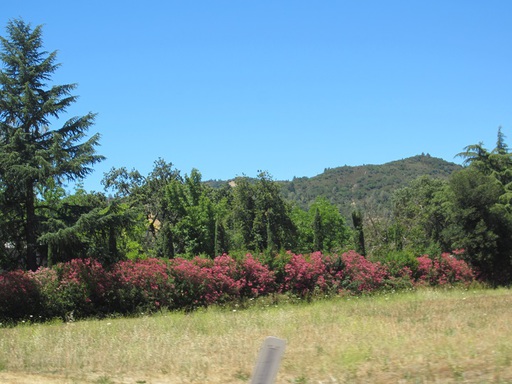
[210,154,462,220]
[280,154,462,218]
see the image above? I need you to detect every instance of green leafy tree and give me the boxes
[310,197,350,252]
[443,167,512,284]
[38,186,103,265]
[163,169,217,257]
[230,172,296,253]
[390,176,448,255]
[291,196,350,253]
[252,171,296,252]
[230,176,256,250]
[448,129,512,284]
[213,188,231,256]
[0,19,103,270]
[290,206,313,252]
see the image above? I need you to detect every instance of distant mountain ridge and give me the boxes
[279,154,462,218]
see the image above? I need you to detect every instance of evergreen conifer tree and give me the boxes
[0,19,103,270]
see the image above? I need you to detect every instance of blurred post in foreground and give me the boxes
[251,336,286,384]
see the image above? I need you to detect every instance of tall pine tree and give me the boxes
[0,19,103,270]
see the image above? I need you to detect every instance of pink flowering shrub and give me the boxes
[439,252,474,283]
[415,252,474,286]
[206,255,241,302]
[168,257,212,309]
[281,251,390,297]
[416,255,436,284]
[50,258,111,318]
[167,254,276,307]
[237,254,276,298]
[168,256,240,309]
[282,252,335,297]
[31,267,62,319]
[337,251,389,293]
[110,258,174,313]
[0,249,479,324]
[0,269,42,322]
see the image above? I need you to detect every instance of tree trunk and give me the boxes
[25,180,38,271]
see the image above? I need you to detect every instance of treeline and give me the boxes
[1,19,512,287]
[1,160,352,269]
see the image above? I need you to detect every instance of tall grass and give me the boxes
[1,288,511,383]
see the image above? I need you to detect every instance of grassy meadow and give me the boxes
[0,288,511,384]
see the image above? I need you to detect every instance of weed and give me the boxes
[95,376,114,384]
[290,375,308,383]
[234,370,250,381]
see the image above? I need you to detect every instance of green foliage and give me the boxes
[39,191,139,265]
[388,176,448,255]
[443,129,512,285]
[443,167,512,284]
[0,19,103,270]
[102,159,182,259]
[374,250,419,277]
[229,172,296,253]
[167,169,217,257]
[351,209,366,256]
[291,196,350,253]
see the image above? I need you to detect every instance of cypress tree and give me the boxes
[351,209,366,256]
[313,209,323,251]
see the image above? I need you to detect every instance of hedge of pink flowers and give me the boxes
[0,251,475,323]
[415,252,474,286]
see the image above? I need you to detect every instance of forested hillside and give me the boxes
[280,154,461,218]
[207,155,461,220]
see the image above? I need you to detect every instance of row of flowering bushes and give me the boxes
[0,251,475,323]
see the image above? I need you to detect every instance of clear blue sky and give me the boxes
[2,1,511,192]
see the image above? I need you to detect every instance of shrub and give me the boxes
[169,256,240,309]
[110,258,174,314]
[258,250,292,286]
[237,253,276,298]
[337,250,389,294]
[208,255,242,302]
[31,267,62,320]
[282,252,334,297]
[0,270,42,322]
[415,252,474,286]
[377,250,419,277]
[50,258,111,319]
[439,252,475,283]
[1,250,476,323]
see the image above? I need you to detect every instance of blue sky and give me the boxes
[2,1,512,191]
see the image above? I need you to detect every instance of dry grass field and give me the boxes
[0,288,511,383]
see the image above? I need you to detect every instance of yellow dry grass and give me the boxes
[0,288,511,383]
